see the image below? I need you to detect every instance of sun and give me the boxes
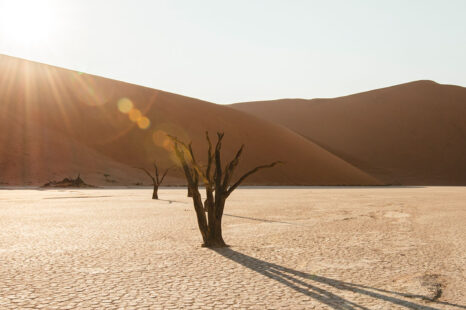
[0,0,56,46]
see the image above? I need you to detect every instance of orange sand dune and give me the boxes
[232,81,466,185]
[0,55,379,186]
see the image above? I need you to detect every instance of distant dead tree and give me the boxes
[136,162,171,199]
[169,132,281,247]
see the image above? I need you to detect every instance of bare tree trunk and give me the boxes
[152,185,159,199]
[204,215,226,247]
[187,187,193,197]
[190,186,210,244]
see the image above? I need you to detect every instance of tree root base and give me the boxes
[201,242,229,248]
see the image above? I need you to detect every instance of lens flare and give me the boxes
[152,130,174,151]
[118,98,133,113]
[163,139,175,153]
[128,108,142,122]
[152,130,167,147]
[137,117,151,130]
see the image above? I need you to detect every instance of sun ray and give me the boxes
[43,65,74,132]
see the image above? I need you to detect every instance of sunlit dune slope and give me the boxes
[0,55,379,186]
[232,81,466,185]
[0,114,147,186]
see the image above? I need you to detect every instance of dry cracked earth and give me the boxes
[0,187,465,309]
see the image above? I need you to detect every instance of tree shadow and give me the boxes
[224,213,306,226]
[213,248,465,310]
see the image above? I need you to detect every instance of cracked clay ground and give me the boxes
[0,187,465,309]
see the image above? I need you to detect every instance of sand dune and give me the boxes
[232,81,466,185]
[0,55,379,186]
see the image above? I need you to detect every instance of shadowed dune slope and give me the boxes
[0,55,380,186]
[232,81,466,185]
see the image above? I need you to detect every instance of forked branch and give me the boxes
[135,161,172,199]
[136,167,155,184]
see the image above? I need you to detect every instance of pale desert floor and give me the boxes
[0,187,465,310]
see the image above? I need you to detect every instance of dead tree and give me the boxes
[169,132,281,248]
[136,162,171,199]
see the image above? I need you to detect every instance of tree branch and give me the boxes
[167,135,190,152]
[136,167,155,184]
[205,131,214,185]
[222,144,244,190]
[154,161,160,184]
[188,143,197,164]
[214,132,224,192]
[171,141,197,187]
[159,166,173,184]
[167,135,207,184]
[204,132,215,214]
[226,161,283,196]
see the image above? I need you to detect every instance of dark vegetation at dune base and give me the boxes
[42,175,96,188]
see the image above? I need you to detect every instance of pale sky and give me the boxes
[0,0,465,104]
